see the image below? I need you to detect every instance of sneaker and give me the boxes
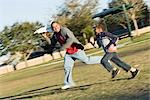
[61,83,75,90]
[111,68,120,78]
[130,69,140,79]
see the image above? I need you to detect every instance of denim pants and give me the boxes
[101,52,131,72]
[64,49,102,85]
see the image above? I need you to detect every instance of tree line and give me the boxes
[0,0,149,61]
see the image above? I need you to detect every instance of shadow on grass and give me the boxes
[111,77,133,81]
[0,77,131,100]
[96,92,149,100]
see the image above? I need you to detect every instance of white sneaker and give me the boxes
[61,83,76,90]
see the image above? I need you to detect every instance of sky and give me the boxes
[0,0,110,31]
[0,0,149,31]
[0,0,65,31]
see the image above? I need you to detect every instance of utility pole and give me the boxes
[122,4,132,40]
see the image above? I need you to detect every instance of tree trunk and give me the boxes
[23,53,28,67]
[132,18,139,36]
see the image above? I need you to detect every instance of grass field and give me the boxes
[0,33,150,100]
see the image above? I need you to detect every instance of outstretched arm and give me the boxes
[41,32,58,53]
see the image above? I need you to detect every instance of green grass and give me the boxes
[0,33,150,100]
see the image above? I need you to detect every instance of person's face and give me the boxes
[52,23,61,33]
[94,27,103,35]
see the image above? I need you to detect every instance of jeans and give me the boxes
[64,49,102,85]
[101,52,131,72]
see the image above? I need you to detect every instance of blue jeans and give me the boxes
[101,52,131,72]
[64,49,102,85]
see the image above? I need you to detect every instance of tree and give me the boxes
[109,0,147,36]
[0,22,43,66]
[54,0,99,44]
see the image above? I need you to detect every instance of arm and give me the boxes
[60,27,75,50]
[42,33,57,46]
[104,32,119,49]
[42,33,58,53]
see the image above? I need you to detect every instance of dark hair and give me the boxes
[50,21,58,31]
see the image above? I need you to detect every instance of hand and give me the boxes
[41,32,51,44]
[41,33,48,38]
[108,44,117,52]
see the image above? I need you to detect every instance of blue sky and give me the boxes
[0,0,65,31]
[0,0,110,31]
[0,0,149,31]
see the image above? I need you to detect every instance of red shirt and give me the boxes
[56,32,78,54]
[66,45,78,54]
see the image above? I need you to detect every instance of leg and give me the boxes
[64,54,75,85]
[101,52,120,78]
[111,53,140,78]
[101,52,114,72]
[72,50,102,64]
[111,53,131,72]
